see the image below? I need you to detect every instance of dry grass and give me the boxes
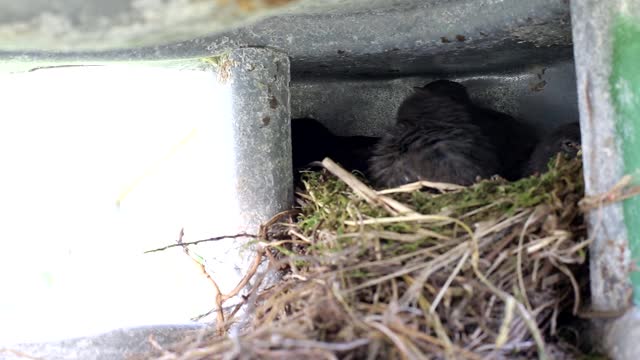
[143,154,600,360]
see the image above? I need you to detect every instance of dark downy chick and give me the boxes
[422,80,539,181]
[291,118,378,179]
[332,135,379,177]
[369,86,500,188]
[291,118,337,173]
[524,122,581,176]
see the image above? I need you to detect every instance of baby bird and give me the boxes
[368,85,500,188]
[422,80,539,181]
[291,118,379,180]
[291,117,336,172]
[333,135,379,177]
[524,122,581,176]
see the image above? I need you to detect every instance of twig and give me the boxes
[208,244,266,333]
[148,335,172,357]
[160,228,265,333]
[278,338,370,352]
[403,275,455,356]
[472,268,547,359]
[253,348,336,359]
[321,158,416,216]
[517,210,540,312]
[183,210,290,334]
[366,321,415,360]
[388,323,483,360]
[28,64,102,72]
[288,229,312,243]
[577,306,631,319]
[402,216,476,358]
[495,297,516,348]
[258,209,299,239]
[231,269,271,328]
[368,230,436,242]
[221,248,265,302]
[580,175,640,211]
[144,233,257,253]
[191,303,240,322]
[377,180,465,194]
[173,228,226,332]
[430,250,470,313]
[469,220,548,359]
[551,260,581,315]
[344,214,462,227]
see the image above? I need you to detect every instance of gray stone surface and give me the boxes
[4,324,205,360]
[602,308,640,360]
[230,47,293,233]
[0,0,572,80]
[291,60,578,138]
[0,0,299,52]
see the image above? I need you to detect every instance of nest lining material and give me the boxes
[144,154,620,360]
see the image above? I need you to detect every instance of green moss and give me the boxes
[295,154,583,249]
[199,53,230,67]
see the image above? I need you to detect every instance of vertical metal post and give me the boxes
[572,0,633,312]
[572,1,640,358]
[229,48,293,235]
[190,47,293,308]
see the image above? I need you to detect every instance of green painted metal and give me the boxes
[611,15,640,305]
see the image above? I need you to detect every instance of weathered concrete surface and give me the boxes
[0,0,572,80]
[602,308,640,360]
[4,324,205,360]
[291,60,578,138]
[230,47,293,235]
[0,0,302,52]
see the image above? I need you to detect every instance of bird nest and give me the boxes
[147,154,602,360]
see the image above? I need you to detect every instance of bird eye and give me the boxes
[561,140,578,152]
